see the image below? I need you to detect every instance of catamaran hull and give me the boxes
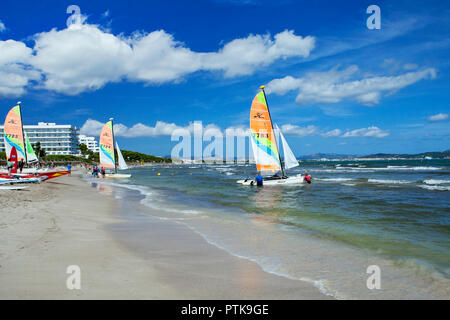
[0,178,40,184]
[237,174,307,186]
[0,186,29,190]
[0,171,70,180]
[104,173,131,178]
[21,168,48,173]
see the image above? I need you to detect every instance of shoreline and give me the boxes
[0,172,330,299]
[0,172,179,299]
[94,167,450,300]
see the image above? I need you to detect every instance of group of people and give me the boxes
[89,164,106,178]
[5,158,59,174]
[254,170,312,186]
[6,158,25,174]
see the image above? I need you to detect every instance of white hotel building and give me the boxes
[0,122,80,156]
[78,134,99,153]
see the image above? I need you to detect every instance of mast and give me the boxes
[260,86,285,177]
[17,101,28,164]
[110,117,117,173]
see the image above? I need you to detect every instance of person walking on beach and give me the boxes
[7,157,14,174]
[67,163,72,175]
[101,167,105,178]
[18,158,24,173]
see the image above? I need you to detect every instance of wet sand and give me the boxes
[0,172,330,299]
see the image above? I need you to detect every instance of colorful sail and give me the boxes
[25,132,38,163]
[116,142,128,170]
[99,120,115,168]
[3,105,26,161]
[249,90,282,173]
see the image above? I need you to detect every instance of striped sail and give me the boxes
[99,120,115,168]
[25,132,38,163]
[3,105,26,161]
[250,90,282,173]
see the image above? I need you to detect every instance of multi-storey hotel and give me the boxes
[0,122,80,156]
[78,134,99,153]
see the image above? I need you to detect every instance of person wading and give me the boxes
[304,170,312,184]
[255,171,263,186]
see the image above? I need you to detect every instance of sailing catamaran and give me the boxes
[99,118,131,178]
[237,86,305,186]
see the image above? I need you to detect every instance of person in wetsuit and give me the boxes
[255,171,263,186]
[304,170,312,184]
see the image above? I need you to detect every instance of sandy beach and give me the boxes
[0,171,329,299]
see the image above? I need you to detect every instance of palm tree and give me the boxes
[32,142,46,160]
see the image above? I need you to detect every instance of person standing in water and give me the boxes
[304,170,312,184]
[92,165,99,178]
[255,171,263,186]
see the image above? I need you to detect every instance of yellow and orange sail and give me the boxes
[99,120,115,168]
[249,88,282,173]
[3,105,26,161]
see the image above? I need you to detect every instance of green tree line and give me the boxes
[1,143,171,164]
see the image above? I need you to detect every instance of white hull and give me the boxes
[0,186,28,190]
[104,173,131,178]
[21,168,48,173]
[0,177,40,184]
[237,174,307,186]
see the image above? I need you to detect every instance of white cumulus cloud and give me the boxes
[201,30,315,77]
[428,113,448,122]
[0,40,40,96]
[80,119,224,138]
[0,16,315,96]
[0,20,5,32]
[81,119,189,138]
[342,126,389,138]
[279,124,318,137]
[32,24,132,95]
[81,119,390,140]
[321,129,342,137]
[266,65,436,106]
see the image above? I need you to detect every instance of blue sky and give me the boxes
[0,0,449,156]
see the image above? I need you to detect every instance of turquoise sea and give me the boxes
[90,159,450,299]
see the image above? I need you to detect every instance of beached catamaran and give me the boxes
[237,86,304,186]
[99,118,131,178]
[1,102,70,183]
[3,102,39,167]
